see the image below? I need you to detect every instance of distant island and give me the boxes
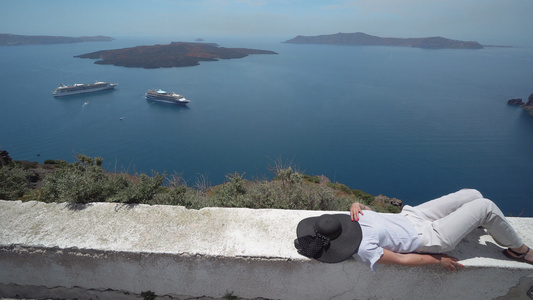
[283,32,484,49]
[75,42,278,69]
[0,33,114,46]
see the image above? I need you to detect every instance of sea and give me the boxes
[1,35,532,215]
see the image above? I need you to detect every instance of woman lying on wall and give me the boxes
[294,189,533,272]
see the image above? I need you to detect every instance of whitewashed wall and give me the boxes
[0,200,532,299]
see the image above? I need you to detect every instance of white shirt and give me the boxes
[354,210,420,272]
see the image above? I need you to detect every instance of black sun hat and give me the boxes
[294,214,362,263]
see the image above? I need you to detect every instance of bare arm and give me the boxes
[378,249,464,271]
[350,202,371,221]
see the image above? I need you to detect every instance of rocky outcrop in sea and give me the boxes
[507,93,533,116]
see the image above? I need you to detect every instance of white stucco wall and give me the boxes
[0,200,532,299]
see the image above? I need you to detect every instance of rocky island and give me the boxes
[0,33,114,46]
[507,94,533,116]
[75,42,278,69]
[283,32,484,49]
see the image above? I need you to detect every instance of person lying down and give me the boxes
[294,189,533,271]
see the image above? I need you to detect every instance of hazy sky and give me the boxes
[1,0,532,46]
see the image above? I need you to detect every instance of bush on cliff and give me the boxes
[0,153,403,212]
[38,154,164,205]
[0,150,35,199]
[0,164,32,199]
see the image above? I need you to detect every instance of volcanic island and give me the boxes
[283,32,484,49]
[75,42,278,69]
[0,33,114,46]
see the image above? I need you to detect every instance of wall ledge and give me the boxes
[1,200,532,300]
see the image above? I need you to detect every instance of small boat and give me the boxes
[52,81,117,97]
[145,89,190,105]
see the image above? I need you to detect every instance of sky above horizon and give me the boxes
[1,0,532,46]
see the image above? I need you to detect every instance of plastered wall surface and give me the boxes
[0,200,532,300]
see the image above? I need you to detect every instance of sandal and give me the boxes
[503,247,533,265]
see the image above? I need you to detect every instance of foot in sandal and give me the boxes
[503,245,533,265]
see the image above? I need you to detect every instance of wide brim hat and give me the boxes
[295,214,362,263]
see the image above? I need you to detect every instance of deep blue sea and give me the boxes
[1,36,533,215]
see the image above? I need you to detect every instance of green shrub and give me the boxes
[153,185,187,206]
[39,160,111,204]
[302,174,320,183]
[109,172,165,204]
[50,159,69,168]
[351,189,375,205]
[327,182,351,194]
[39,155,164,204]
[0,150,13,167]
[276,166,301,185]
[244,181,287,209]
[212,172,248,207]
[0,165,31,199]
[387,205,401,213]
[152,174,210,209]
[14,160,38,170]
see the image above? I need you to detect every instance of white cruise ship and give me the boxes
[145,89,190,105]
[52,81,117,97]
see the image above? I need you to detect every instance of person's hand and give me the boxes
[437,254,465,271]
[350,202,365,221]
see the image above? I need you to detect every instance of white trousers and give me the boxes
[401,189,523,253]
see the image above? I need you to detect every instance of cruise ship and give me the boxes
[145,89,190,105]
[52,81,117,97]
